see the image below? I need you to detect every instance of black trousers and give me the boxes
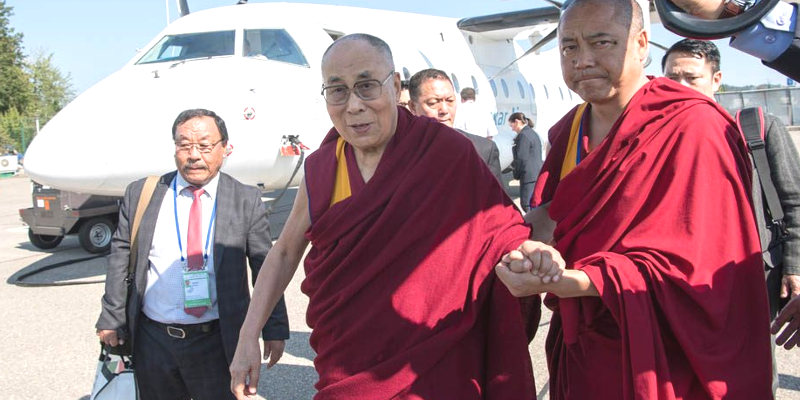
[135,316,234,400]
[519,181,536,213]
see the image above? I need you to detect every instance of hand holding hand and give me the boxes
[518,240,566,283]
[495,241,566,297]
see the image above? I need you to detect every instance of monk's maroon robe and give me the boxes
[302,107,537,400]
[534,78,772,399]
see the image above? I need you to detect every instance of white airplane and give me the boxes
[23,0,611,197]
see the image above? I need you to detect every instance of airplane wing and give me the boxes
[457,7,560,34]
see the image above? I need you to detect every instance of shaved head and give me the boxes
[562,0,643,34]
[322,33,395,71]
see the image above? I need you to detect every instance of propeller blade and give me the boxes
[489,28,558,80]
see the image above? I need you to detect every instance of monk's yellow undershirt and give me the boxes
[560,102,589,179]
[330,137,352,207]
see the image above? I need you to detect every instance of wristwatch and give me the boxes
[718,0,753,19]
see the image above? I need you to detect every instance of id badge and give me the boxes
[183,270,212,308]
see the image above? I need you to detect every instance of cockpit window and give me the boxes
[136,30,235,65]
[243,29,308,67]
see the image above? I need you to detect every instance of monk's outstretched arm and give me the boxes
[230,179,311,400]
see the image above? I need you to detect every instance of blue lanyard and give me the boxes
[576,111,586,166]
[173,179,217,265]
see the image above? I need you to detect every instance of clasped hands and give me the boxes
[495,240,566,297]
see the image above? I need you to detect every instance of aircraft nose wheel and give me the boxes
[79,217,115,254]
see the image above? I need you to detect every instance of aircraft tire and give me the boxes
[79,217,114,254]
[28,228,63,250]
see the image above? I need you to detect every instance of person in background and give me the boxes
[398,80,411,110]
[454,87,499,139]
[407,68,502,182]
[508,112,542,213]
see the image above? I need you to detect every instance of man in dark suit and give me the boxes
[96,108,289,400]
[407,68,503,182]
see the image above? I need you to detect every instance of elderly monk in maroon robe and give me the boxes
[495,0,773,399]
[229,33,564,400]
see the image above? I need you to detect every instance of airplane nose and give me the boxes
[24,96,112,194]
[24,72,175,196]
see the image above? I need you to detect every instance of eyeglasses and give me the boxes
[175,140,223,153]
[321,71,395,105]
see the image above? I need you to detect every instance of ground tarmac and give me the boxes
[1,174,799,399]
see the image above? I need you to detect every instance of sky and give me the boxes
[6,0,793,95]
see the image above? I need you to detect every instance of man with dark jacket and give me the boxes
[96,109,289,400]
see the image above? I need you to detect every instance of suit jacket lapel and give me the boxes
[213,173,232,274]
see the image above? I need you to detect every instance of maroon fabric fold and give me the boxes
[534,78,772,399]
[302,107,537,400]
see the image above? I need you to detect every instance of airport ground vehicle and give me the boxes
[19,182,120,254]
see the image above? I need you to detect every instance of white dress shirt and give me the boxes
[142,173,220,324]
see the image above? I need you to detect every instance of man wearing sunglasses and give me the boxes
[97,109,289,400]
[231,33,560,399]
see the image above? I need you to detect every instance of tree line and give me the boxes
[1,1,74,153]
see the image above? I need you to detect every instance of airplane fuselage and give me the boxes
[24,3,579,196]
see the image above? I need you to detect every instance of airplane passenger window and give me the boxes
[471,76,479,94]
[559,87,564,100]
[137,30,235,64]
[517,81,525,99]
[568,90,573,101]
[501,79,509,98]
[403,67,411,80]
[530,83,536,99]
[243,29,308,67]
[451,74,460,93]
[543,85,549,99]
[490,80,497,97]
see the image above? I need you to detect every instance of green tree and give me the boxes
[0,107,31,151]
[0,1,32,114]
[26,49,74,126]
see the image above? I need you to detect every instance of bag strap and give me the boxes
[736,107,786,230]
[127,176,160,278]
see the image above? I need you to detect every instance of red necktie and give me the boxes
[184,186,208,317]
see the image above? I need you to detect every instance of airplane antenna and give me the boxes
[649,41,668,52]
[176,0,190,17]
[165,0,170,25]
